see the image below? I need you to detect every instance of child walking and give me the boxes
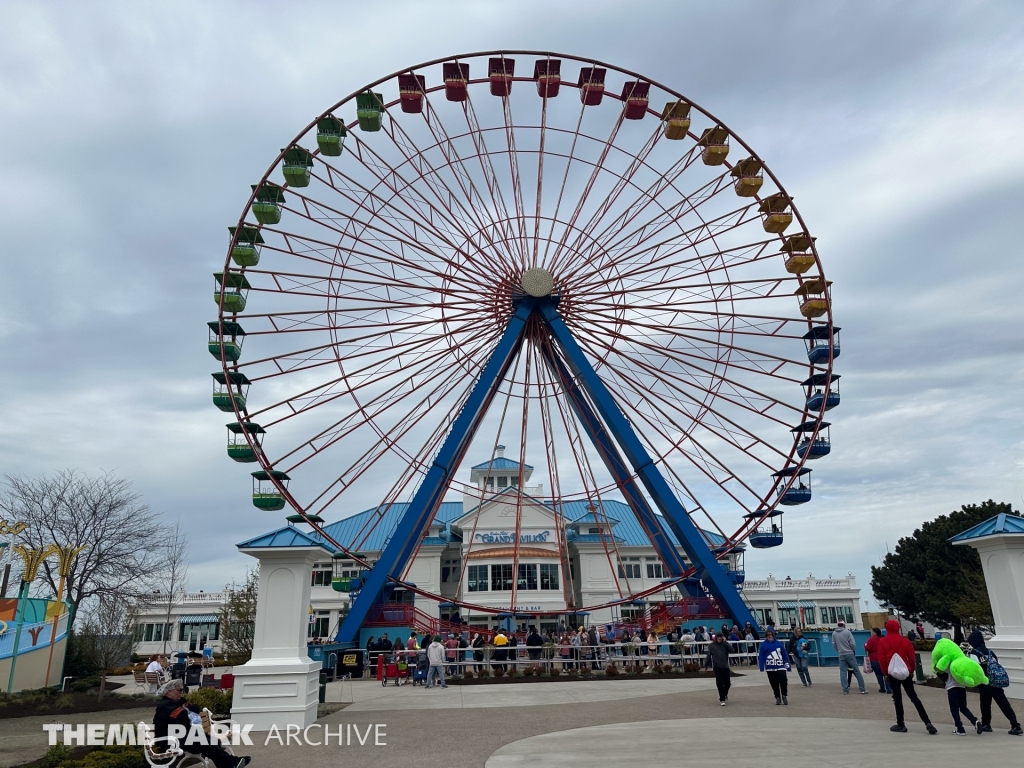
[938,666,979,735]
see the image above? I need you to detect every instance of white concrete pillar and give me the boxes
[955,530,1024,699]
[230,544,329,729]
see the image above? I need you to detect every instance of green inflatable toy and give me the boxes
[932,637,988,687]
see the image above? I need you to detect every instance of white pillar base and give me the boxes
[230,658,321,731]
[987,636,1024,700]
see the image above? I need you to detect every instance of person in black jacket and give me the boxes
[704,633,732,706]
[153,679,249,768]
[526,627,544,661]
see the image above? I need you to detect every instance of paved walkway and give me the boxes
[486,717,1023,767]
[5,672,1020,768]
[333,673,766,710]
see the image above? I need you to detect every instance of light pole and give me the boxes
[7,544,56,693]
[43,545,86,687]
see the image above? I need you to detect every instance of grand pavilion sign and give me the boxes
[474,530,551,544]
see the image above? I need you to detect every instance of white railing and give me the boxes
[140,590,230,606]
[742,577,855,592]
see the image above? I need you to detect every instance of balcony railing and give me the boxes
[741,577,855,592]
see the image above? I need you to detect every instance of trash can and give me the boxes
[318,671,327,704]
[185,666,203,687]
[914,652,925,682]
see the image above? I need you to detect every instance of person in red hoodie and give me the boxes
[864,628,891,694]
[878,618,937,734]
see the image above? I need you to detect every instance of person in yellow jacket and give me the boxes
[492,630,509,672]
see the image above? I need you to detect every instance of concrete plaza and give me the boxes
[4,671,1021,768]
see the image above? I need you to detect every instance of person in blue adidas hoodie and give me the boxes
[757,626,792,705]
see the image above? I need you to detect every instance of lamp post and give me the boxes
[7,544,56,693]
[43,545,86,688]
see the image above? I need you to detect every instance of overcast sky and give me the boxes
[1,1,1021,611]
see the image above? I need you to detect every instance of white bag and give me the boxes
[888,652,910,680]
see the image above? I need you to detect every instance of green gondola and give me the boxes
[316,115,347,156]
[226,421,264,463]
[213,272,250,313]
[212,371,250,412]
[250,182,286,224]
[207,320,246,361]
[252,469,289,510]
[286,513,325,524]
[228,225,264,267]
[281,146,314,188]
[356,92,384,132]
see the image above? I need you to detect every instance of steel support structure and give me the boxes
[338,296,755,642]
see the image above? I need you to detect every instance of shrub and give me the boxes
[493,668,505,678]
[653,663,667,674]
[43,744,74,768]
[605,665,620,677]
[185,687,233,716]
[683,662,702,674]
[63,746,147,768]
[71,677,100,693]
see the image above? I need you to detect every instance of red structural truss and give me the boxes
[213,51,838,622]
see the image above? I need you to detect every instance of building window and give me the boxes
[491,563,513,591]
[539,564,560,590]
[135,623,173,643]
[441,559,461,583]
[517,564,538,591]
[802,607,816,625]
[467,565,488,592]
[779,607,799,627]
[820,606,853,625]
[497,476,508,489]
[617,558,641,579]
[646,561,664,579]
[755,608,774,626]
[308,611,330,639]
[487,477,494,488]
[178,622,220,642]
[621,607,644,620]
[588,527,600,535]
[311,563,331,587]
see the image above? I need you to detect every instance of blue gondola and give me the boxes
[773,467,812,505]
[804,373,840,411]
[792,420,831,460]
[804,325,840,364]
[744,509,784,548]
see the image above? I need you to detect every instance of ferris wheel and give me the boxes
[210,50,839,638]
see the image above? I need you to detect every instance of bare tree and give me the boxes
[218,566,258,663]
[0,471,170,626]
[155,523,190,656]
[81,592,138,700]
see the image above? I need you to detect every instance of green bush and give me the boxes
[70,677,100,693]
[43,744,74,768]
[63,746,146,768]
[185,687,233,715]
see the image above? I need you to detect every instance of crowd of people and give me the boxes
[361,618,1021,737]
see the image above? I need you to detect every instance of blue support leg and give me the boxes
[539,300,757,629]
[337,298,536,642]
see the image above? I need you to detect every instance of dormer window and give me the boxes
[498,476,508,488]
[588,527,600,534]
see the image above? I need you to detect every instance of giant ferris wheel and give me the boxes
[209,51,840,640]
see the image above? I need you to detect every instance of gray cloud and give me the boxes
[1,1,1021,605]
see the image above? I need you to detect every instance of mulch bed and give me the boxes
[0,689,153,720]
